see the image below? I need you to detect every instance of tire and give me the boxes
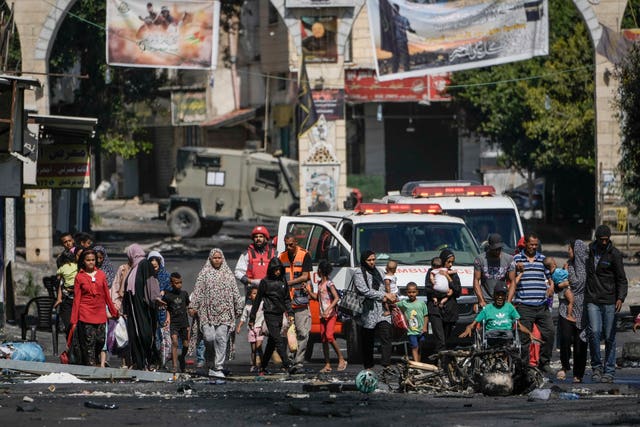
[346,319,363,364]
[168,206,201,238]
[202,220,223,236]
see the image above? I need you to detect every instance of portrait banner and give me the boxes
[107,0,220,69]
[301,16,338,63]
[367,0,548,81]
[303,164,340,213]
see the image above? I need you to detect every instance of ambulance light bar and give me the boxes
[356,203,443,214]
[412,185,496,198]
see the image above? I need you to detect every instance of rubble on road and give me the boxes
[380,347,544,396]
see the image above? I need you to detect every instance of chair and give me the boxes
[20,296,61,355]
[474,320,521,352]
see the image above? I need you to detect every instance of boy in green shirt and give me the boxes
[396,282,429,362]
[459,283,536,348]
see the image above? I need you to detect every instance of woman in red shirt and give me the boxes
[71,249,119,366]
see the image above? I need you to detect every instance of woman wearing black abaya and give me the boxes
[425,249,462,353]
[122,244,164,370]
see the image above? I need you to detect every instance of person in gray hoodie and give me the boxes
[586,225,628,383]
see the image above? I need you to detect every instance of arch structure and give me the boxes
[572,0,628,225]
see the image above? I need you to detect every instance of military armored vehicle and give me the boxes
[167,147,299,237]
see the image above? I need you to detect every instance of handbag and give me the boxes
[337,271,365,317]
[391,306,408,331]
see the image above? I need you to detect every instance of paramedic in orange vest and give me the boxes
[235,225,278,292]
[279,232,316,374]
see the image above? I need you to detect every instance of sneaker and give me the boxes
[600,374,614,383]
[249,366,257,373]
[591,369,602,383]
[208,369,225,379]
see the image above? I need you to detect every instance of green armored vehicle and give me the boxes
[167,147,300,237]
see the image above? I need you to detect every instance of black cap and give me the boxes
[487,233,504,250]
[595,225,611,239]
[494,282,508,294]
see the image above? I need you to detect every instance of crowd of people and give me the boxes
[53,223,635,384]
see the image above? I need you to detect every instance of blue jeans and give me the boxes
[587,303,617,376]
[196,339,205,364]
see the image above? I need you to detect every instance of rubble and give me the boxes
[380,347,544,396]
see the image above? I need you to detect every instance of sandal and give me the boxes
[319,366,332,373]
[556,370,566,380]
[337,360,348,371]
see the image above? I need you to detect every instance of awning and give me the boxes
[29,114,98,143]
[200,108,256,128]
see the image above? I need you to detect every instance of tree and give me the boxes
[49,0,164,161]
[451,0,595,217]
[613,43,640,221]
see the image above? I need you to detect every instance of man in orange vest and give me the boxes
[279,232,316,373]
[235,225,278,292]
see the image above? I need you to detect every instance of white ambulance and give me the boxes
[277,202,480,363]
[383,182,525,253]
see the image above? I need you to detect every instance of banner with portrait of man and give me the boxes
[106,0,220,69]
[301,16,338,63]
[367,0,548,81]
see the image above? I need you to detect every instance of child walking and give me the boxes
[236,287,265,372]
[316,260,347,372]
[164,272,190,373]
[396,282,429,362]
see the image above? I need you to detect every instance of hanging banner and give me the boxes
[344,68,451,102]
[36,144,91,189]
[312,89,344,121]
[301,16,338,63]
[106,0,220,69]
[367,0,548,81]
[303,164,340,213]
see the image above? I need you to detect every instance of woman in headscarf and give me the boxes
[122,243,164,370]
[425,249,462,353]
[557,239,589,383]
[109,246,133,367]
[354,250,397,369]
[188,248,244,379]
[147,250,172,368]
[94,245,116,287]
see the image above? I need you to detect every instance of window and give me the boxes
[256,168,280,189]
[194,154,221,168]
[206,171,225,186]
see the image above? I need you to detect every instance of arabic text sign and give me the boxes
[344,69,450,102]
[36,144,91,189]
[171,91,207,125]
[367,0,548,81]
[312,89,344,121]
[107,0,220,69]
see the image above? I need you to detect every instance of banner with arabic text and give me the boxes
[107,0,219,69]
[367,0,548,81]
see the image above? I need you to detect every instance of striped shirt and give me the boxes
[513,251,550,306]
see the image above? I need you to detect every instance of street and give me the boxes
[1,199,639,425]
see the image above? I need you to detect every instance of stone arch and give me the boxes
[572,0,607,45]
[33,0,77,62]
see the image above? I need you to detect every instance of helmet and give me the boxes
[251,225,270,240]
[355,369,378,393]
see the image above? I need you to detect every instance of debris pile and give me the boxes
[381,347,543,396]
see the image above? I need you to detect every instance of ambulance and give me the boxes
[383,182,525,253]
[277,202,480,363]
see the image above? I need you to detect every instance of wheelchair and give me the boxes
[470,320,523,377]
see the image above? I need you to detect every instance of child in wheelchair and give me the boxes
[459,283,537,348]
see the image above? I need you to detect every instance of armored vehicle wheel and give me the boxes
[168,206,201,237]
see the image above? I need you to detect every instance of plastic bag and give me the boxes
[287,324,298,352]
[9,342,45,362]
[391,306,408,331]
[115,317,129,348]
[106,318,118,353]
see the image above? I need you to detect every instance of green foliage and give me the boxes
[347,174,385,202]
[451,0,595,176]
[21,272,38,299]
[613,43,640,215]
[49,0,165,159]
